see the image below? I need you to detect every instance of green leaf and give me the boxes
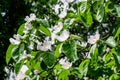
[62,40,78,62]
[58,70,70,80]
[79,2,87,13]
[42,52,55,67]
[114,25,120,38]
[39,19,50,28]
[70,34,83,41]
[17,23,25,35]
[6,44,15,64]
[115,5,120,17]
[105,36,117,47]
[39,26,51,36]
[15,61,24,75]
[80,12,93,27]
[96,5,104,22]
[71,68,82,79]
[79,59,90,77]
[103,52,112,63]
[112,53,120,69]
[19,43,25,54]
[89,44,98,60]
[55,43,63,58]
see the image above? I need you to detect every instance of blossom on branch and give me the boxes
[56,30,70,42]
[37,37,52,51]
[9,34,21,45]
[87,31,100,44]
[24,13,36,22]
[59,57,72,69]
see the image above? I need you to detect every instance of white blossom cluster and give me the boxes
[9,13,70,52]
[37,22,70,51]
[59,57,72,69]
[52,0,87,18]
[16,65,28,80]
[87,30,100,44]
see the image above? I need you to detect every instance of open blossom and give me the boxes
[53,22,63,33]
[24,13,36,22]
[56,30,70,42]
[59,57,72,69]
[87,31,100,44]
[75,0,87,3]
[58,10,67,19]
[37,37,52,51]
[54,4,60,14]
[16,65,28,80]
[9,34,21,45]
[21,50,33,59]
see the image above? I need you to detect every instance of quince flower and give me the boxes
[24,13,36,22]
[9,34,21,45]
[53,22,63,33]
[37,37,52,51]
[59,57,72,69]
[87,31,100,44]
[56,30,70,42]
[16,65,28,80]
[58,10,67,19]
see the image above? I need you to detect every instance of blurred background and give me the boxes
[0,0,31,79]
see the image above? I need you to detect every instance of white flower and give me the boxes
[16,73,26,80]
[59,57,72,69]
[87,31,100,44]
[53,22,63,33]
[66,0,74,3]
[25,13,36,22]
[81,42,87,47]
[16,65,28,80]
[56,30,70,42]
[28,42,34,50]
[37,37,52,51]
[75,0,87,3]
[21,50,33,59]
[9,34,21,45]
[34,70,40,75]
[54,4,60,14]
[106,47,110,53]
[58,10,67,19]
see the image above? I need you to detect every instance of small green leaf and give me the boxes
[103,52,112,63]
[6,44,15,64]
[89,44,98,59]
[39,26,51,36]
[70,34,83,41]
[17,24,25,35]
[96,5,104,22]
[115,5,120,17]
[63,40,78,62]
[58,70,70,80]
[19,43,25,54]
[79,2,87,13]
[114,25,120,38]
[105,36,117,47]
[15,61,24,75]
[42,52,55,67]
[79,59,90,77]
[55,43,63,58]
[79,12,93,27]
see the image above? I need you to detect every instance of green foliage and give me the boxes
[62,40,78,62]
[6,0,120,80]
[6,44,15,64]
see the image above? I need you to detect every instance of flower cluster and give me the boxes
[59,57,72,69]
[87,30,100,44]
[37,22,69,51]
